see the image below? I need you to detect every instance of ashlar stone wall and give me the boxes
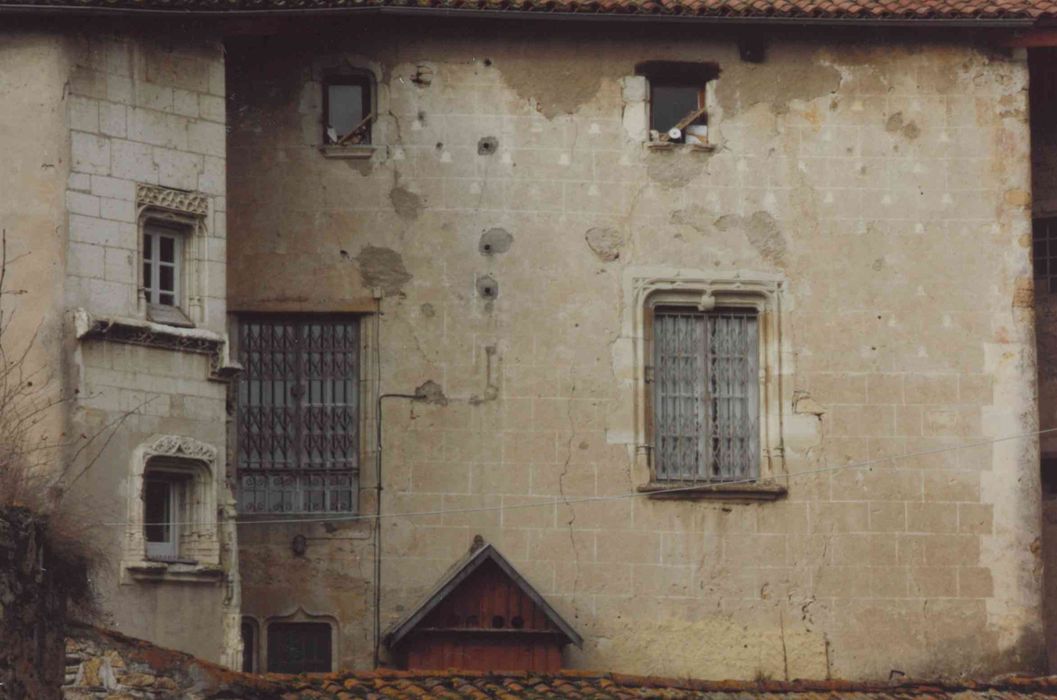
[228,23,1040,679]
[61,24,238,667]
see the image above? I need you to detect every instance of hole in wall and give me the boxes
[478,136,498,156]
[491,615,505,629]
[476,274,499,299]
[479,228,513,256]
[510,616,524,629]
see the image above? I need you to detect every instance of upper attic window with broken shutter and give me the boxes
[636,61,718,146]
[323,75,372,146]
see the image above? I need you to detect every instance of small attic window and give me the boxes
[651,85,705,136]
[636,61,719,146]
[323,75,372,146]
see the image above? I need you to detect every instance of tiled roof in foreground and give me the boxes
[4,0,1057,19]
[63,624,1057,700]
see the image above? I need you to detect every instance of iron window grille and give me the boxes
[267,622,332,674]
[236,316,360,514]
[651,307,760,482]
[1034,217,1057,295]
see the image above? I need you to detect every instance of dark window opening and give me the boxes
[144,477,175,559]
[636,61,718,144]
[1034,217,1057,295]
[324,75,372,145]
[650,84,705,137]
[241,619,257,673]
[267,622,332,674]
[1030,49,1057,139]
[1043,458,1057,499]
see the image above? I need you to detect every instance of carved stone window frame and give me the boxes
[122,434,223,583]
[622,268,788,501]
[135,184,209,327]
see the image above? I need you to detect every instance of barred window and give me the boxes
[651,307,759,482]
[267,622,332,673]
[236,316,360,514]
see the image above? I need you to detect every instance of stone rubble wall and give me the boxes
[1,508,67,700]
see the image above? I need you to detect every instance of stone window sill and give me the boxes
[320,144,377,159]
[74,309,240,382]
[637,480,787,502]
[123,559,224,584]
[645,141,716,153]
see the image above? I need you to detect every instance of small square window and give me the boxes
[324,75,372,146]
[634,61,717,146]
[650,84,705,139]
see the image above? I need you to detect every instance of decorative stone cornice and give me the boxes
[136,184,208,217]
[74,310,241,382]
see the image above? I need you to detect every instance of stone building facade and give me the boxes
[2,0,1057,684]
[227,21,1042,679]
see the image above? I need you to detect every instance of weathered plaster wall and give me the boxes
[229,24,1040,679]
[61,26,238,666]
[0,29,72,493]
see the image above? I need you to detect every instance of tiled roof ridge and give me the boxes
[1,0,1057,19]
[66,624,1057,700]
[290,667,1057,693]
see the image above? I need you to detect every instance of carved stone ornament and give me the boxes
[136,183,208,217]
[144,434,218,463]
[75,310,241,382]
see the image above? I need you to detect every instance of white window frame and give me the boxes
[135,184,209,327]
[122,435,222,582]
[142,224,184,309]
[143,473,181,561]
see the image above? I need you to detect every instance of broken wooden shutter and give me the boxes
[237,316,359,513]
[652,308,759,481]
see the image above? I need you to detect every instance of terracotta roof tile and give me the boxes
[65,624,1057,700]
[5,0,1057,19]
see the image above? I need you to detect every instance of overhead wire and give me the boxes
[111,425,1057,528]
